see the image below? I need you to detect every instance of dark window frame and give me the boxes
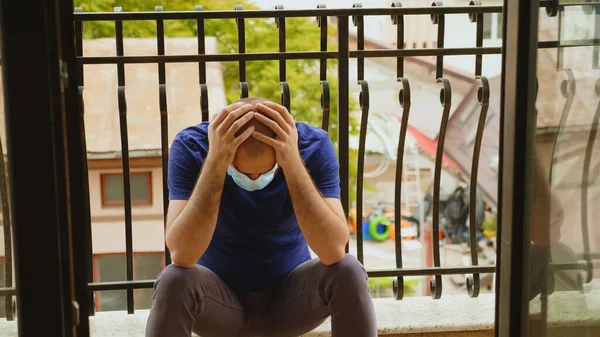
[100,171,153,207]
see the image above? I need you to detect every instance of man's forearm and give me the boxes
[166,155,226,267]
[284,158,348,265]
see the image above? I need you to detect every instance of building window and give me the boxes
[94,253,164,312]
[101,172,152,207]
[483,13,503,40]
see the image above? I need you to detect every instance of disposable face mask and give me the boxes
[227,163,278,191]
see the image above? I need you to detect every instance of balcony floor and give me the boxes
[0,295,495,336]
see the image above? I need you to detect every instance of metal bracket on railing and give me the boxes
[391,2,404,79]
[200,84,209,121]
[466,76,489,299]
[545,0,558,17]
[356,80,370,265]
[549,69,575,185]
[240,82,249,98]
[578,77,600,288]
[430,78,452,300]
[393,77,411,301]
[280,81,291,112]
[431,2,445,80]
[320,80,330,131]
[583,0,596,14]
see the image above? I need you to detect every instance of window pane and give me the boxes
[96,255,126,311]
[103,173,151,204]
[104,175,124,202]
[483,13,493,39]
[134,254,163,309]
[496,13,503,39]
[131,174,149,202]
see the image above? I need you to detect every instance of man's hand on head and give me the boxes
[207,102,256,169]
[253,102,302,169]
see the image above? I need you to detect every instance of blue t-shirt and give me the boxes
[168,122,341,294]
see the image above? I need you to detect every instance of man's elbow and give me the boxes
[169,251,197,269]
[320,249,346,266]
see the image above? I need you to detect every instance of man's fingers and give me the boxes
[263,101,294,125]
[219,104,253,132]
[228,111,255,135]
[251,131,281,148]
[233,125,255,147]
[254,113,285,136]
[212,101,244,126]
[256,103,289,131]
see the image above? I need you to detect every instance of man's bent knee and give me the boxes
[155,264,204,293]
[323,254,368,285]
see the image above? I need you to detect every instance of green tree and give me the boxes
[74,0,361,201]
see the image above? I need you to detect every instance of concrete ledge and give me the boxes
[0,295,495,337]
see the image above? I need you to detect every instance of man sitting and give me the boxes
[145,98,376,337]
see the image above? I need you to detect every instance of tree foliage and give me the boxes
[74,0,360,200]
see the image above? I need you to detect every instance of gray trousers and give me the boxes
[145,254,377,337]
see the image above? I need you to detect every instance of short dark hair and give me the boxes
[232,97,276,139]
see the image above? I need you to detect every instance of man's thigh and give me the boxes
[262,259,330,337]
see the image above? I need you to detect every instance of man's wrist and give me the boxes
[279,151,303,171]
[205,152,230,174]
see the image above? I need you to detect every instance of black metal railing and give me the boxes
[0,1,599,321]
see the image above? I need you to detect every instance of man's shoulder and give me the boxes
[174,122,210,146]
[296,122,329,143]
[296,122,333,163]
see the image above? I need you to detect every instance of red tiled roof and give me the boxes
[388,113,462,173]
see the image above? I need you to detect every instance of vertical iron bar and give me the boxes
[0,136,13,320]
[432,2,445,79]
[276,5,286,82]
[196,6,209,122]
[580,80,600,285]
[356,81,369,264]
[431,78,452,299]
[236,5,249,98]
[74,7,96,317]
[466,77,490,298]
[317,5,330,131]
[557,7,564,70]
[318,5,328,81]
[392,2,404,78]
[196,5,206,85]
[353,4,364,82]
[276,5,291,112]
[338,16,350,253]
[156,6,171,266]
[115,7,135,314]
[392,3,407,300]
[470,0,483,76]
[594,4,599,68]
[393,78,411,300]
